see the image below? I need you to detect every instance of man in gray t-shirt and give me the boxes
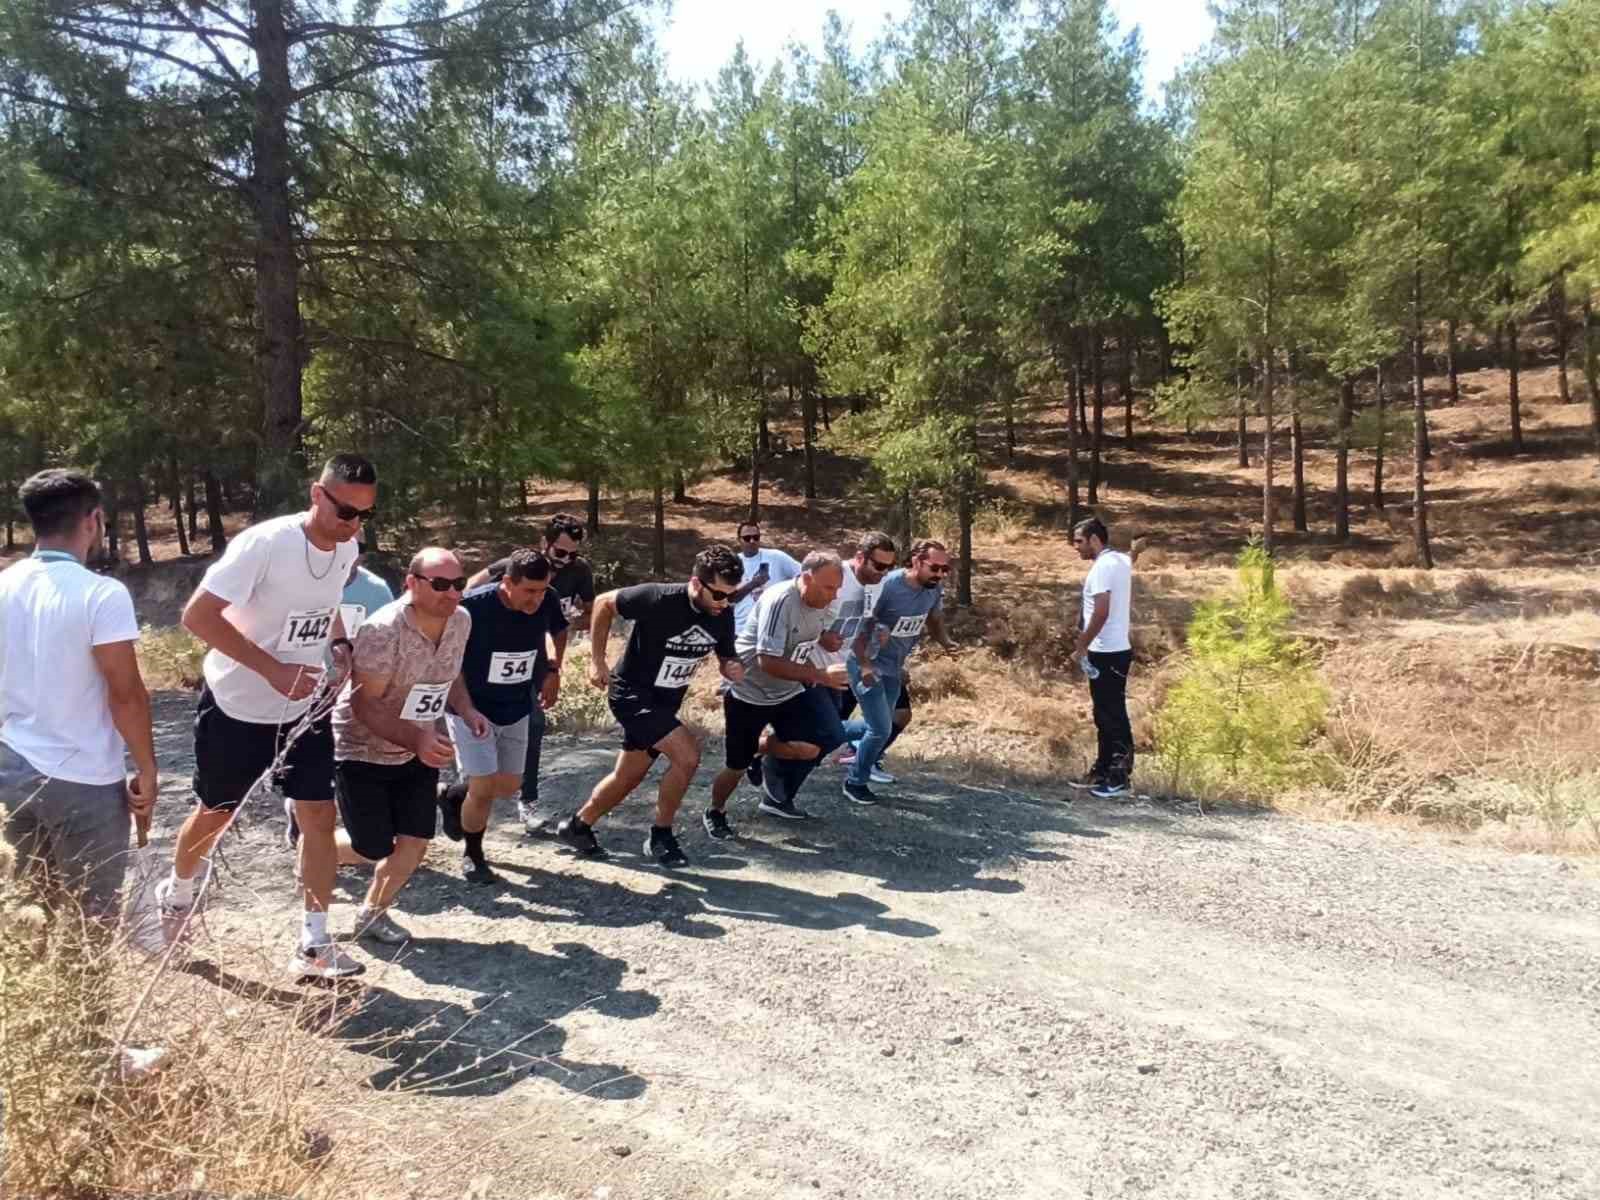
[704,553,851,833]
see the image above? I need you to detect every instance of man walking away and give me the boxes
[1068,517,1135,799]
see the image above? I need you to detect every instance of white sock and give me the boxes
[301,910,329,949]
[166,870,195,905]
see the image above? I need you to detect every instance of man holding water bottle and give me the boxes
[1069,516,1135,799]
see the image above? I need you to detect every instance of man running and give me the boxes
[819,531,898,731]
[704,551,849,837]
[730,520,800,632]
[0,470,158,926]
[332,548,480,942]
[841,539,959,806]
[158,454,376,981]
[467,514,596,834]
[1068,516,1135,799]
[556,545,744,867]
[437,548,566,884]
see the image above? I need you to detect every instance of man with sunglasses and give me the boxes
[331,547,482,943]
[841,539,959,806]
[437,548,567,885]
[730,521,801,633]
[158,453,376,981]
[468,514,595,835]
[556,545,743,867]
[819,531,899,725]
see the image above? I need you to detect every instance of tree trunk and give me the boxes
[1120,321,1135,442]
[748,417,761,524]
[203,469,226,554]
[1584,295,1600,459]
[1073,334,1089,441]
[1063,369,1081,531]
[520,479,530,513]
[186,473,199,540]
[1157,323,1174,379]
[1335,376,1352,541]
[652,481,666,577]
[170,454,191,558]
[586,474,601,534]
[900,490,914,550]
[131,477,153,566]
[957,472,974,608]
[672,469,687,505]
[758,397,770,455]
[104,491,120,562]
[4,518,12,553]
[1262,351,1276,552]
[1446,317,1460,404]
[1552,275,1571,403]
[1412,318,1433,569]
[819,392,831,432]
[1290,402,1308,533]
[251,0,307,518]
[801,388,818,499]
[1236,368,1249,468]
[1374,364,1386,511]
[1508,314,1523,454]
[1088,329,1104,505]
[1003,399,1016,465]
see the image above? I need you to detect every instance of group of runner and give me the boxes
[0,454,1137,986]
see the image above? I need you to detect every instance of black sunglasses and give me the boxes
[739,533,761,543]
[868,557,897,571]
[925,564,951,576]
[318,485,376,522]
[702,584,737,602]
[412,573,468,593]
[547,546,576,561]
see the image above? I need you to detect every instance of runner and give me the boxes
[157,454,376,981]
[437,548,567,885]
[331,547,480,942]
[704,551,849,838]
[818,531,898,727]
[841,539,960,806]
[1068,516,1135,799]
[555,545,744,867]
[468,514,596,834]
[729,520,801,632]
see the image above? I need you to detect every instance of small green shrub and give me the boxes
[547,641,616,733]
[1154,542,1328,803]
[136,624,205,690]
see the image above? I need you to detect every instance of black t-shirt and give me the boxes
[485,555,596,624]
[610,583,736,709]
[457,583,569,725]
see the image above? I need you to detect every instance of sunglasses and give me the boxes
[867,557,897,571]
[702,584,737,602]
[739,533,761,543]
[925,564,952,576]
[412,573,468,593]
[547,546,575,561]
[318,486,376,522]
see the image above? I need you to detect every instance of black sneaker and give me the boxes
[759,773,812,820]
[745,756,764,789]
[644,827,689,868]
[556,814,607,858]
[842,781,878,806]
[1091,780,1131,799]
[703,808,735,840]
[1066,773,1106,792]
[437,783,465,842]
[463,855,501,886]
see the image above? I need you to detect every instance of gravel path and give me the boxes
[140,692,1600,1199]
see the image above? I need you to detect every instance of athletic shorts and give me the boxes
[335,757,439,861]
[192,684,335,812]
[609,694,683,758]
[723,690,832,771]
[447,713,530,778]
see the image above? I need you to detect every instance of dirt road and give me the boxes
[139,693,1600,1200]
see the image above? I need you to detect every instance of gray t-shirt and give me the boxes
[853,568,942,679]
[730,579,830,706]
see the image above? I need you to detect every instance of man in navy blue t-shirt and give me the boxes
[437,548,567,884]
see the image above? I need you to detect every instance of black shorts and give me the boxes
[192,685,335,812]
[335,758,439,860]
[610,693,683,757]
[723,690,829,770]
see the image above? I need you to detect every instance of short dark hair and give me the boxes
[735,520,760,537]
[18,469,101,538]
[694,544,743,585]
[321,453,377,486]
[909,538,948,561]
[545,513,585,546]
[857,530,896,559]
[1073,517,1109,546]
[506,547,551,582]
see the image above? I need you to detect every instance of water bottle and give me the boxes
[1079,657,1099,680]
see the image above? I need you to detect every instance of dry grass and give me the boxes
[136,623,206,690]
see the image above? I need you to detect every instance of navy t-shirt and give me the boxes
[457,582,569,725]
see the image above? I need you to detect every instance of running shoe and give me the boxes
[745,756,764,789]
[516,796,544,834]
[759,773,812,820]
[354,907,410,945]
[437,782,465,842]
[1090,780,1131,799]
[869,767,896,785]
[556,814,607,859]
[291,942,366,981]
[841,780,878,806]
[703,808,735,840]
[463,855,501,887]
[644,827,689,868]
[154,877,200,946]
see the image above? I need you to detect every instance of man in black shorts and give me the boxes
[467,514,596,834]
[332,547,480,941]
[555,545,744,867]
[157,454,375,981]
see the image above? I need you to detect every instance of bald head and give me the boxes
[405,546,467,619]
[408,546,462,577]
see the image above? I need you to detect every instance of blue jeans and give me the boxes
[842,660,898,786]
[765,687,850,801]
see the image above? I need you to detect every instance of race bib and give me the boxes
[281,607,335,655]
[339,604,367,637]
[654,654,705,689]
[789,639,819,664]
[890,614,927,639]
[399,681,450,721]
[488,650,537,684]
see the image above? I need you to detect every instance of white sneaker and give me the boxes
[291,942,366,981]
[354,907,410,945]
[516,797,542,833]
[117,1046,170,1082]
[153,878,199,945]
[869,767,897,785]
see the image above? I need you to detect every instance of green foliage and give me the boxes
[1154,542,1328,801]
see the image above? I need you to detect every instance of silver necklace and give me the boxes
[303,521,337,581]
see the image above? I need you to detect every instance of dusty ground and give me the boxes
[134,691,1600,1200]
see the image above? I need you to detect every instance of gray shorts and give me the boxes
[0,742,132,922]
[446,713,530,779]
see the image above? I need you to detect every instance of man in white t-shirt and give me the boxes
[156,454,376,982]
[730,520,801,631]
[1069,516,1135,799]
[0,470,158,924]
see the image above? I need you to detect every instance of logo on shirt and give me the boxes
[665,627,716,655]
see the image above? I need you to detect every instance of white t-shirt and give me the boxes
[0,554,141,785]
[1081,549,1133,653]
[198,513,359,724]
[816,562,882,668]
[733,548,802,630]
